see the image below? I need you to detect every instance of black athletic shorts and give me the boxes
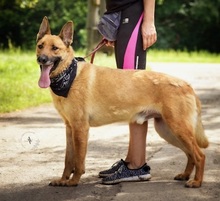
[115,1,146,70]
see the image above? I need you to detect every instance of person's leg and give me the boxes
[115,1,148,169]
[99,1,150,178]
[99,121,149,177]
[126,121,148,169]
[102,119,150,184]
[115,1,146,70]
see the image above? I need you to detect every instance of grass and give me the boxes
[147,49,220,63]
[0,49,219,113]
[86,49,220,65]
[0,50,52,113]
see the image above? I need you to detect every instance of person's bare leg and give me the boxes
[125,121,148,169]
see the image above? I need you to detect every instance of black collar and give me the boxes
[50,57,85,97]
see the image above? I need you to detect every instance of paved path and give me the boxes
[0,63,220,201]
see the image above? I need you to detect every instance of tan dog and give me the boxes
[36,17,208,188]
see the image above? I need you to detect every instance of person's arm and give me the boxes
[142,0,157,50]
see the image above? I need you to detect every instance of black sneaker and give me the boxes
[102,161,151,184]
[99,159,125,178]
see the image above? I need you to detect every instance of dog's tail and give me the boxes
[195,97,209,149]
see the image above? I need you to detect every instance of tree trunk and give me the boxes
[86,0,106,52]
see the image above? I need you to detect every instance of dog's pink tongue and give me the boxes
[38,66,52,88]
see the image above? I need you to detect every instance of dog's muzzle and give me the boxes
[37,55,61,73]
[37,55,49,64]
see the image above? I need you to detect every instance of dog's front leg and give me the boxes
[50,123,75,186]
[66,121,89,186]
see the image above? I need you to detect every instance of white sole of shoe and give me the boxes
[102,174,151,185]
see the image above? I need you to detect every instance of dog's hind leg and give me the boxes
[174,116,208,185]
[174,154,194,181]
[154,117,205,188]
[154,119,193,181]
[176,143,205,188]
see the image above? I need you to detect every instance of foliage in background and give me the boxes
[154,0,220,52]
[0,0,220,52]
[0,0,87,50]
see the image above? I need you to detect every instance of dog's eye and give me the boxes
[52,45,58,51]
[38,44,43,49]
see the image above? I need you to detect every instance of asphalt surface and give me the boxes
[0,62,220,201]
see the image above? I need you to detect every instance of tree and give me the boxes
[0,0,87,49]
[0,0,219,52]
[24,0,88,49]
[86,0,106,52]
[154,0,220,52]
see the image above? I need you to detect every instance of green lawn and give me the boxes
[147,49,220,63]
[0,50,52,113]
[0,49,219,113]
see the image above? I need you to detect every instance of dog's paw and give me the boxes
[49,179,67,187]
[66,179,79,187]
[174,173,190,181]
[185,179,201,188]
[49,179,78,187]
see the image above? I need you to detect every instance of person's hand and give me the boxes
[106,41,115,47]
[141,21,157,50]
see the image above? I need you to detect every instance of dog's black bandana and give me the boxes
[50,57,85,97]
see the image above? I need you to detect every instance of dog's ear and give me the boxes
[36,16,51,42]
[59,21,73,47]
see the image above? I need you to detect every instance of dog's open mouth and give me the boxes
[38,57,61,88]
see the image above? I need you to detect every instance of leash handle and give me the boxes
[84,38,107,64]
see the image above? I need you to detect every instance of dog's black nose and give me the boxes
[37,55,49,64]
